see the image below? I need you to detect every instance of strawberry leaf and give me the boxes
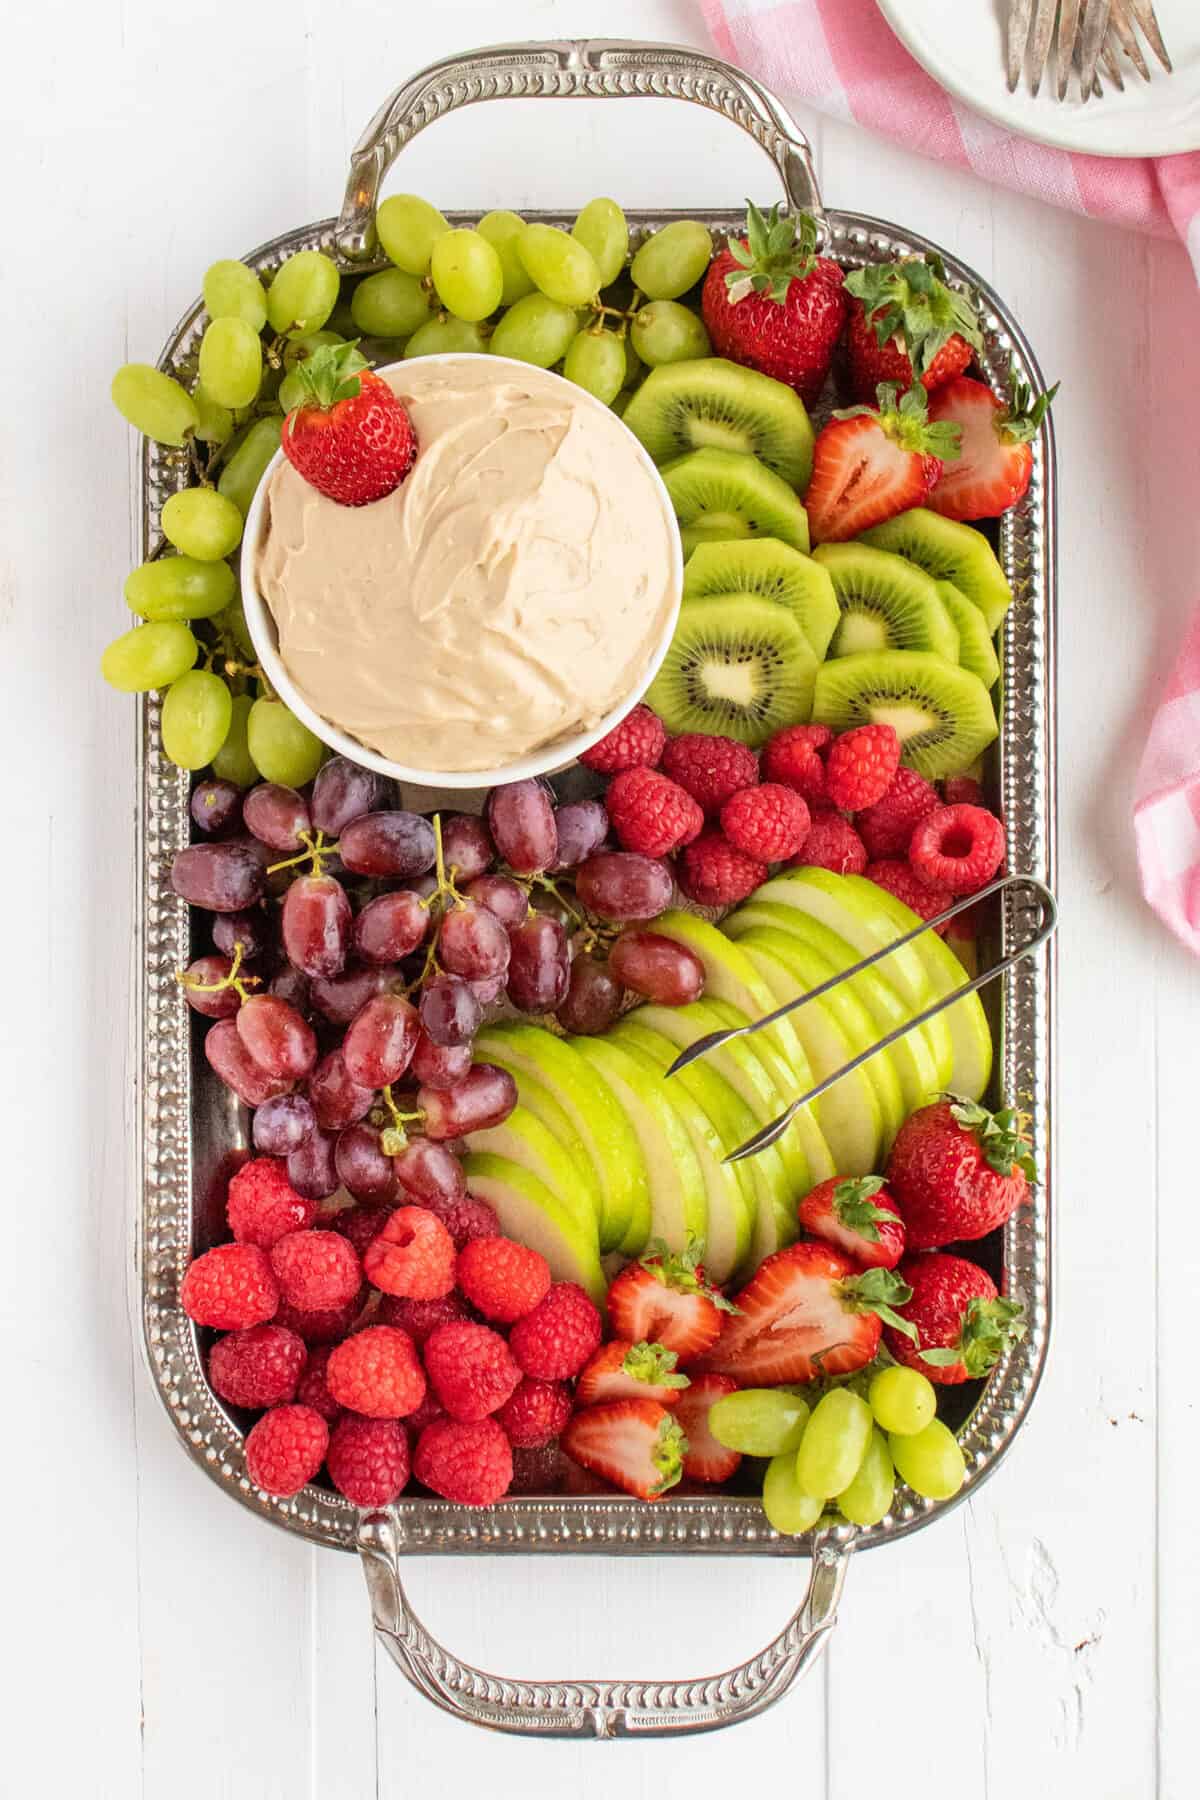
[624,1341,690,1390]
[948,1094,1036,1180]
[835,381,961,460]
[291,340,368,412]
[639,1237,740,1312]
[999,360,1060,446]
[840,1266,919,1342]
[923,1295,1026,1376]
[832,1175,893,1242]
[650,1414,688,1494]
[845,255,983,374]
[722,200,820,305]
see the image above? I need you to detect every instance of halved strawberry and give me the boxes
[561,1399,687,1501]
[805,383,961,544]
[701,1240,918,1383]
[926,371,1058,522]
[575,1339,691,1407]
[606,1243,737,1365]
[669,1373,741,1484]
[797,1175,906,1270]
[842,254,984,404]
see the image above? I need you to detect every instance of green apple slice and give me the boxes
[570,1036,706,1261]
[650,910,811,1076]
[464,1104,600,1250]
[475,1022,650,1254]
[463,1153,607,1304]
[757,869,932,1011]
[701,997,837,1188]
[462,1049,605,1231]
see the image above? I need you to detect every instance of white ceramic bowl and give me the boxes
[240,353,683,792]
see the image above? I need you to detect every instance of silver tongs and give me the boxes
[665,873,1058,1163]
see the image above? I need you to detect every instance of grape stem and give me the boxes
[177,941,260,1002]
[266,829,339,878]
[379,1084,424,1154]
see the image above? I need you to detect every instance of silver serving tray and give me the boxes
[133,40,1056,1738]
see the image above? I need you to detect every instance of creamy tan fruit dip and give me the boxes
[254,357,678,774]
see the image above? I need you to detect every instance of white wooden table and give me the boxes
[4,0,1200,1793]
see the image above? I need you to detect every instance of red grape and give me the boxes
[310,963,397,1026]
[235,994,318,1079]
[419,973,481,1047]
[438,902,511,980]
[181,954,241,1019]
[487,780,557,873]
[307,1049,375,1131]
[551,800,609,869]
[440,813,494,882]
[393,1137,466,1205]
[242,783,312,852]
[574,852,674,921]
[339,811,436,878]
[405,873,439,902]
[172,843,264,912]
[334,1123,398,1201]
[464,874,529,929]
[506,914,570,1013]
[253,1093,316,1156]
[354,889,428,964]
[410,1032,473,1090]
[419,1064,517,1138]
[608,931,705,1005]
[343,994,420,1088]
[287,1128,339,1200]
[213,909,274,962]
[269,964,312,1015]
[204,1018,295,1107]
[469,973,506,1006]
[311,756,381,835]
[556,954,622,1034]
[190,778,242,837]
[281,874,352,978]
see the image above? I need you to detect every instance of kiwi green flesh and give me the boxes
[935,580,1000,687]
[860,508,1012,634]
[621,357,815,490]
[663,447,809,554]
[812,649,998,780]
[814,542,960,663]
[647,592,817,747]
[683,537,839,661]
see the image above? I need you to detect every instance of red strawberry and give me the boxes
[701,1240,917,1383]
[575,1340,691,1408]
[884,1252,1025,1385]
[842,255,983,403]
[805,383,961,544]
[282,343,417,506]
[561,1399,687,1501]
[926,372,1059,522]
[606,1244,736,1364]
[885,1096,1035,1250]
[797,1175,906,1270]
[700,204,847,405]
[669,1373,741,1484]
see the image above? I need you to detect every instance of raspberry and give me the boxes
[509,1441,564,1494]
[227,1158,316,1248]
[244,1404,329,1497]
[790,813,868,876]
[579,703,667,774]
[208,1324,307,1410]
[677,831,767,908]
[866,859,953,932]
[327,1414,410,1507]
[270,1229,362,1312]
[424,1321,522,1421]
[403,1390,447,1435]
[720,783,811,860]
[508,1282,603,1380]
[456,1236,551,1324]
[825,724,901,810]
[294,1345,342,1422]
[604,766,704,858]
[363,1206,456,1299]
[909,804,1006,895]
[378,1290,473,1346]
[180,1243,279,1330]
[414,1416,513,1506]
[857,766,941,859]
[660,733,759,814]
[761,724,832,804]
[274,1294,363,1344]
[495,1378,572,1448]
[332,1204,392,1258]
[415,1189,500,1251]
[326,1325,426,1419]
[943,775,983,807]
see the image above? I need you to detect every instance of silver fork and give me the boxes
[1008,0,1172,98]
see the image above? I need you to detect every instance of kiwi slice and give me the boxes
[647,594,817,747]
[663,448,809,557]
[812,650,998,779]
[623,357,814,489]
[683,537,839,661]
[860,508,1013,634]
[814,543,960,663]
[935,580,1000,688]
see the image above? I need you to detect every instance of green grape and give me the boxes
[215,598,256,662]
[125,555,235,622]
[211,693,259,786]
[889,1420,966,1501]
[161,489,244,562]
[630,220,715,300]
[198,318,263,410]
[192,384,234,445]
[795,1389,874,1498]
[351,268,433,339]
[611,391,630,418]
[429,229,504,323]
[562,331,625,404]
[111,364,199,446]
[278,370,306,414]
[281,329,345,373]
[266,250,340,337]
[631,300,712,368]
[489,293,578,368]
[622,334,644,389]
[572,198,629,288]
[762,1453,824,1535]
[247,697,325,785]
[218,416,283,518]
[100,621,198,693]
[377,194,450,275]
[517,224,601,308]
[477,210,535,305]
[836,1429,895,1527]
[709,1388,810,1457]
[403,316,491,359]
[202,259,268,331]
[161,669,233,771]
[868,1366,937,1437]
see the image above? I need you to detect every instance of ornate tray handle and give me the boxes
[335,38,825,261]
[359,1513,850,1738]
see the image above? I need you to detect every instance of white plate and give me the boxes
[876,0,1200,156]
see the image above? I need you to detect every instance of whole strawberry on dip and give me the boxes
[701,202,847,405]
[282,342,418,504]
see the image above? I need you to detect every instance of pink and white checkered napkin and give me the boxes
[701,0,1200,952]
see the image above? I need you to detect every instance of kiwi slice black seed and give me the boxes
[683,537,840,661]
[934,580,1000,687]
[811,649,998,779]
[647,594,817,747]
[663,448,810,557]
[622,357,814,489]
[860,508,1013,634]
[814,542,960,662]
